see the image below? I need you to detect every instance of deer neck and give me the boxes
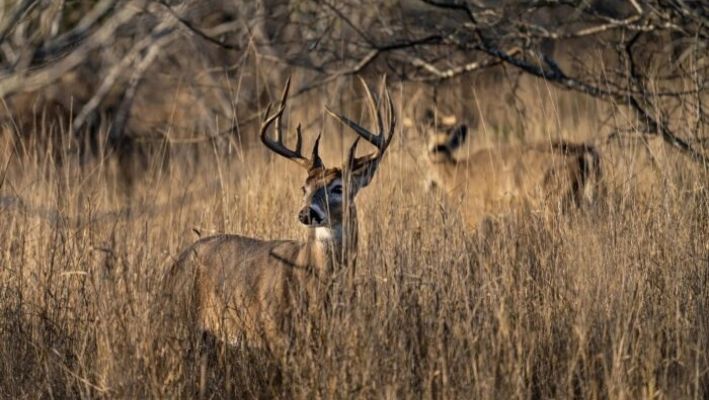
[429,152,457,167]
[307,208,358,275]
[427,156,458,191]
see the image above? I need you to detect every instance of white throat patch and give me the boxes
[315,226,341,242]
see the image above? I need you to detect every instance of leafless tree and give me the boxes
[0,0,706,165]
[244,0,707,162]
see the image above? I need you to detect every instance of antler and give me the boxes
[260,77,323,170]
[326,76,396,170]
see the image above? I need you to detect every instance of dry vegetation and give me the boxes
[1,0,708,398]
[0,78,707,399]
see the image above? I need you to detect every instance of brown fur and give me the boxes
[164,231,345,348]
[162,78,395,349]
[162,164,363,349]
[305,167,343,185]
[424,117,602,228]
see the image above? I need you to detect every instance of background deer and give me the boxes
[420,109,602,228]
[162,78,395,349]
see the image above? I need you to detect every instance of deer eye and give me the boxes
[330,185,343,195]
[301,186,306,194]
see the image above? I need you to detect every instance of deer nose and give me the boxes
[298,207,323,226]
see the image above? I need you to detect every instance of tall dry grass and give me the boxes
[0,79,707,399]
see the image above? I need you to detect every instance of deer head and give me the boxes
[260,77,395,229]
[422,108,469,164]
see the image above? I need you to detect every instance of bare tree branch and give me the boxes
[0,1,144,97]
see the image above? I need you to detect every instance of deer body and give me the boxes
[168,186,357,346]
[423,112,601,227]
[168,230,343,346]
[164,78,395,348]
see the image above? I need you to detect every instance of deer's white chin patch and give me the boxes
[315,226,341,242]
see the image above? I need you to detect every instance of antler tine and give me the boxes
[325,105,385,150]
[325,107,375,145]
[295,123,304,155]
[274,75,291,143]
[385,77,396,146]
[346,136,361,169]
[326,76,397,169]
[260,77,312,169]
[359,76,384,138]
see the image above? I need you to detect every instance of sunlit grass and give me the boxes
[0,82,707,399]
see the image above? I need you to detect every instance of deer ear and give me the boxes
[446,124,468,149]
[347,157,381,192]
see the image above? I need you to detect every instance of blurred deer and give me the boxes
[419,109,602,228]
[163,77,395,349]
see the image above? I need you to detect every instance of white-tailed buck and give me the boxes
[420,109,602,228]
[163,77,395,348]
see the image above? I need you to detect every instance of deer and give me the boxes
[161,77,395,349]
[418,109,602,229]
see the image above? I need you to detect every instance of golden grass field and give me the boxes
[0,78,707,399]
